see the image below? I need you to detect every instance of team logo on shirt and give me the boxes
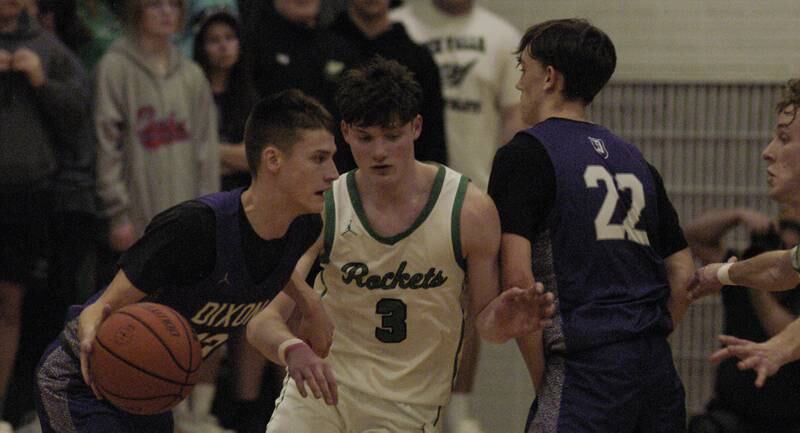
[588,136,609,159]
[340,261,448,290]
[441,60,478,87]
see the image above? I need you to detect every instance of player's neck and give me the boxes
[241,185,294,240]
[357,161,436,209]
[538,98,588,124]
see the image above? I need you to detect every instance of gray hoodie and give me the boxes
[0,12,89,190]
[94,35,219,235]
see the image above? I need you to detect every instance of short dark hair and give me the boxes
[517,18,616,104]
[244,89,334,176]
[335,56,422,128]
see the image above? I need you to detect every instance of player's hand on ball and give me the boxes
[286,342,338,405]
[709,334,788,388]
[77,302,112,399]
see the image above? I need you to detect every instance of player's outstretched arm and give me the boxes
[689,247,800,300]
[246,290,338,405]
[710,318,800,388]
[78,269,147,398]
[664,248,694,326]
[461,186,554,343]
[279,236,334,357]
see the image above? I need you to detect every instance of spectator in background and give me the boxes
[75,0,123,70]
[95,0,219,254]
[193,10,255,191]
[0,0,90,430]
[391,2,525,431]
[177,0,237,56]
[329,0,447,165]
[243,0,359,171]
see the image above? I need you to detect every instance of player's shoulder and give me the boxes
[495,132,547,164]
[461,182,499,227]
[145,200,214,235]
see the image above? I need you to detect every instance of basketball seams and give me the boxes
[94,336,195,387]
[95,381,183,415]
[118,307,192,373]
[161,302,201,395]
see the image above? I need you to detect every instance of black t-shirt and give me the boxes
[119,200,321,293]
[488,131,686,259]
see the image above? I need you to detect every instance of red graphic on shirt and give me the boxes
[136,106,190,150]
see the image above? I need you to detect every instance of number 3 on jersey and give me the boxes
[375,298,407,343]
[583,165,650,246]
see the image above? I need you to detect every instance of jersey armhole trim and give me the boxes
[451,175,469,271]
[320,188,336,264]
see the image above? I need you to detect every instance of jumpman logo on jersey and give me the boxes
[341,218,357,236]
[589,136,609,159]
[218,272,230,286]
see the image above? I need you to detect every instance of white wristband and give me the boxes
[278,338,306,366]
[717,263,734,286]
[791,245,800,273]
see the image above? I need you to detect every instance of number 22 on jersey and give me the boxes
[583,165,650,246]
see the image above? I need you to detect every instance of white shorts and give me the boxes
[266,377,441,433]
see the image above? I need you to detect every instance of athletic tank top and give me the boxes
[523,118,673,353]
[316,164,468,406]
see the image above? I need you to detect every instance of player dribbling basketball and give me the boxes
[34,90,338,433]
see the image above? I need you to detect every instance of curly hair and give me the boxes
[335,56,422,128]
[777,79,800,114]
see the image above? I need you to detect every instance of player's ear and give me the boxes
[544,65,563,93]
[412,114,422,140]
[261,145,283,173]
[340,120,352,142]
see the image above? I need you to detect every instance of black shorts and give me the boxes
[0,189,51,285]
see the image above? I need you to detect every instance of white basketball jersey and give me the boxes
[316,165,468,406]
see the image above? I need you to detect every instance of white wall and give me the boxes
[482,0,800,82]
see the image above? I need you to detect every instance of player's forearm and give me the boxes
[771,318,800,366]
[246,306,297,365]
[685,209,747,249]
[665,248,693,327]
[475,297,510,343]
[516,331,545,390]
[730,249,800,292]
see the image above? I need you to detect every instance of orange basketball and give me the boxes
[90,302,202,415]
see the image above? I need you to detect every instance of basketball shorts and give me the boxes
[266,377,441,433]
[527,334,686,433]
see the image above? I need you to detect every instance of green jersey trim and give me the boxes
[320,188,336,265]
[451,175,469,271]
[346,165,446,245]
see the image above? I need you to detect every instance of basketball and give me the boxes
[89,302,203,415]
